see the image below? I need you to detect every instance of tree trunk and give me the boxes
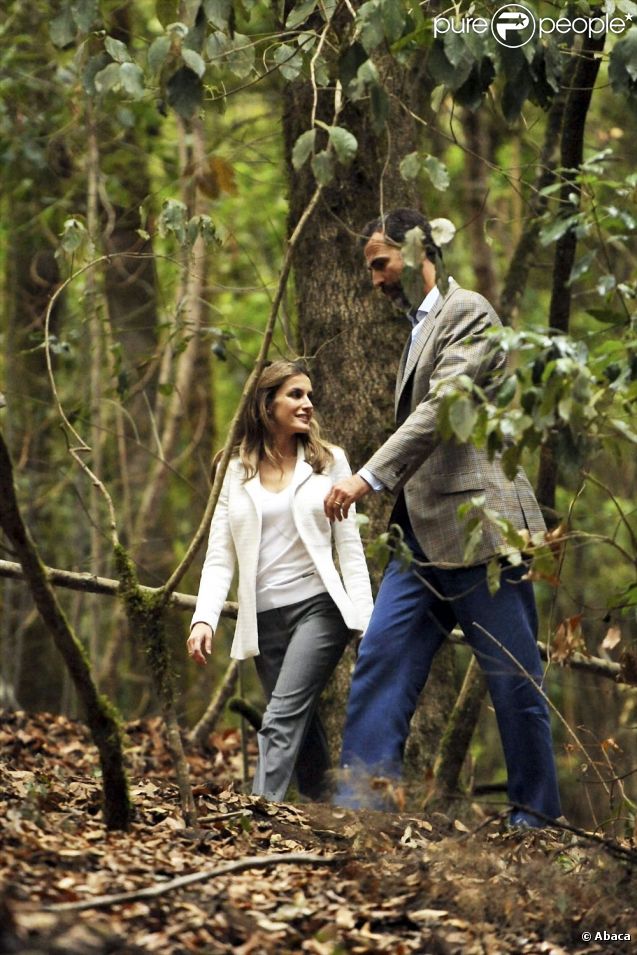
[283,51,456,795]
[535,31,605,520]
[0,431,132,831]
[461,110,498,304]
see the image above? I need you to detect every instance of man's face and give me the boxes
[363,231,412,312]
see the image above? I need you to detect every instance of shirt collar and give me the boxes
[417,285,441,317]
[406,285,441,329]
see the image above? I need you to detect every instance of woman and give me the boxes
[187,360,373,802]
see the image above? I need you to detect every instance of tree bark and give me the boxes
[535,31,605,519]
[499,57,576,325]
[283,46,456,791]
[461,110,498,304]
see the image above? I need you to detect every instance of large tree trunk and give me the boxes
[283,52,456,800]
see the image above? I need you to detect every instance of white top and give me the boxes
[255,481,325,612]
[191,446,374,659]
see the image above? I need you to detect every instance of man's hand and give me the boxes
[324,474,371,521]
[187,622,214,666]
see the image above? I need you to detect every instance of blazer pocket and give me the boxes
[430,472,486,494]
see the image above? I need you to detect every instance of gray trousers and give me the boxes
[252,592,350,802]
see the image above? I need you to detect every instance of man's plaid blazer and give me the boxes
[364,280,546,566]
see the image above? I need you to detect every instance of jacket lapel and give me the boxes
[241,455,262,519]
[291,444,313,494]
[394,280,456,415]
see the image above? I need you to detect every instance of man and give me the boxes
[324,208,561,828]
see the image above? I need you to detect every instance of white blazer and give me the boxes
[192,444,374,660]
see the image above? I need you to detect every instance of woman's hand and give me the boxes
[187,622,214,666]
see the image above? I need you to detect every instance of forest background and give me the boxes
[2,0,637,838]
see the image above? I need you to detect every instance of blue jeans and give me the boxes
[338,528,561,825]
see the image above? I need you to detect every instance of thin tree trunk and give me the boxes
[499,58,576,325]
[462,110,497,303]
[0,431,132,831]
[431,657,487,800]
[189,659,240,748]
[535,30,605,519]
[132,118,209,569]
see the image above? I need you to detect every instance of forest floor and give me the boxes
[1,708,636,955]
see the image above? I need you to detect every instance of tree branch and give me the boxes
[0,558,237,619]
[44,852,343,913]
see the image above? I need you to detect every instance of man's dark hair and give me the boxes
[361,207,441,261]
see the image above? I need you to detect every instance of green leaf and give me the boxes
[399,152,420,181]
[159,199,188,244]
[339,42,367,89]
[609,28,637,97]
[610,418,637,444]
[148,36,171,73]
[486,557,502,596]
[207,30,230,61]
[166,66,203,118]
[358,0,385,53]
[381,0,405,43]
[70,0,99,32]
[83,52,111,95]
[586,307,629,326]
[50,8,76,48]
[119,63,145,98]
[449,397,478,443]
[105,36,132,64]
[429,39,473,90]
[274,43,303,81]
[286,0,318,29]
[182,48,206,77]
[501,445,521,481]
[430,218,456,246]
[401,227,425,269]
[311,150,334,185]
[226,33,255,79]
[60,217,87,254]
[188,214,218,246]
[328,126,358,164]
[292,129,316,170]
[204,0,232,30]
[94,62,123,94]
[568,250,596,285]
[347,58,378,101]
[156,0,179,27]
[497,375,517,408]
[539,214,581,247]
[423,155,450,191]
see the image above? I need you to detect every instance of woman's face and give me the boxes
[269,374,313,440]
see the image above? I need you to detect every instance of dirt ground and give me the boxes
[1,708,636,954]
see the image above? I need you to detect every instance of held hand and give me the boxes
[324,474,371,521]
[187,622,214,666]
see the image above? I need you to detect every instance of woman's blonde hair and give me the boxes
[235,360,334,480]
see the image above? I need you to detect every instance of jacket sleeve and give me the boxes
[190,471,237,633]
[364,292,504,494]
[330,448,374,630]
